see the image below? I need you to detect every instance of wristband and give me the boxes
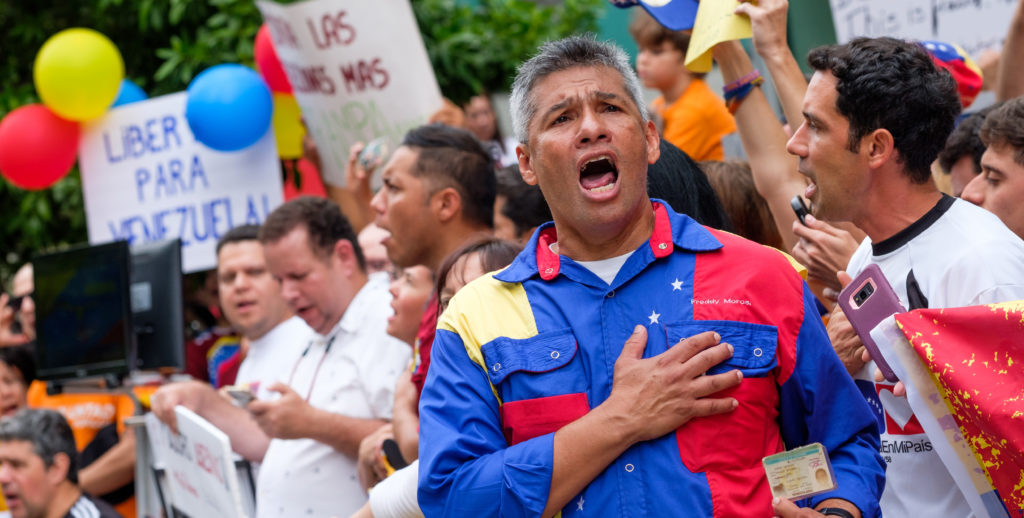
[724,69,762,92]
[818,508,856,518]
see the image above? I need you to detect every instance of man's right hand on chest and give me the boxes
[603,325,742,444]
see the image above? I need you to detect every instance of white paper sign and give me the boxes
[828,0,1018,57]
[79,92,284,273]
[256,0,444,185]
[145,409,249,518]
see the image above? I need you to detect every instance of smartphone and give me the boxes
[791,195,810,226]
[225,386,256,407]
[357,137,390,171]
[5,294,23,335]
[837,264,905,382]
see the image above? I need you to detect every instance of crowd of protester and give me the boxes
[2,0,1024,516]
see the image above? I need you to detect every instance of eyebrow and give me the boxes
[981,163,1004,177]
[541,91,624,120]
[802,111,824,128]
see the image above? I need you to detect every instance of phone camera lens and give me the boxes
[853,283,874,306]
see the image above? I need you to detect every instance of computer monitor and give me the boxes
[130,238,185,371]
[33,241,134,382]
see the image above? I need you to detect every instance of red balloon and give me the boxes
[254,24,293,93]
[0,104,79,190]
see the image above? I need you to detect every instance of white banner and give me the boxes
[828,0,1017,57]
[78,92,284,273]
[145,409,249,518]
[257,0,443,185]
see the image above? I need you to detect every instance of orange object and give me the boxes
[651,78,736,162]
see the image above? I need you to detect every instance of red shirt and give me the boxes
[410,294,439,396]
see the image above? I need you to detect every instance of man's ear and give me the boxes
[332,239,359,276]
[865,128,895,169]
[47,452,70,485]
[431,187,462,224]
[645,120,661,164]
[517,143,538,186]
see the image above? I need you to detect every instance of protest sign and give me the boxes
[256,0,444,185]
[145,409,250,518]
[685,0,751,73]
[828,0,1017,57]
[78,92,283,273]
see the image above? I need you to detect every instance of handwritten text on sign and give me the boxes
[256,0,443,185]
[144,409,248,518]
[829,0,1017,57]
[79,92,284,273]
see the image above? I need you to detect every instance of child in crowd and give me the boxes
[629,11,736,161]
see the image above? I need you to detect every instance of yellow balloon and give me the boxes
[34,28,125,121]
[272,93,305,159]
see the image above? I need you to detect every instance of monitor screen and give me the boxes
[33,241,134,381]
[131,239,185,370]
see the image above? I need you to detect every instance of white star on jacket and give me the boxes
[648,310,660,324]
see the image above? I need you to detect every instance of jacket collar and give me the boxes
[496,199,722,283]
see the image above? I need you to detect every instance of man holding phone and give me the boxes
[787,37,1024,517]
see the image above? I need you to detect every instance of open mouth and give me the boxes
[0,403,19,416]
[236,300,256,311]
[579,155,618,194]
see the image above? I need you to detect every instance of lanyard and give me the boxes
[286,334,336,402]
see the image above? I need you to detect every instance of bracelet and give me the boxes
[724,69,762,92]
[724,74,764,114]
[818,508,856,518]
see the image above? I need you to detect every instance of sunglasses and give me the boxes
[5,291,32,309]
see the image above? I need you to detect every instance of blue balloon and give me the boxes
[112,79,147,107]
[185,64,272,152]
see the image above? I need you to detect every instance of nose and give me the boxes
[576,107,608,146]
[960,174,986,205]
[786,121,808,158]
[388,277,401,299]
[279,279,301,308]
[370,189,386,217]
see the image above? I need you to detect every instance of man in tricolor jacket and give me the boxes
[417,36,885,518]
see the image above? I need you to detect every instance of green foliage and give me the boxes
[0,0,601,282]
[413,0,604,105]
[0,0,262,281]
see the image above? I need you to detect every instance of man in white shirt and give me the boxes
[788,37,1024,517]
[153,202,409,516]
[152,224,304,414]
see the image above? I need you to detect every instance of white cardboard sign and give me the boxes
[145,409,249,518]
[828,0,1017,57]
[256,0,443,185]
[78,92,284,273]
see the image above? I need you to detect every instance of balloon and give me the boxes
[0,104,79,190]
[112,79,148,107]
[272,93,305,159]
[254,25,293,93]
[185,64,273,152]
[34,28,124,121]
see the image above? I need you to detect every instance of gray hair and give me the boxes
[510,35,648,144]
[0,409,79,483]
